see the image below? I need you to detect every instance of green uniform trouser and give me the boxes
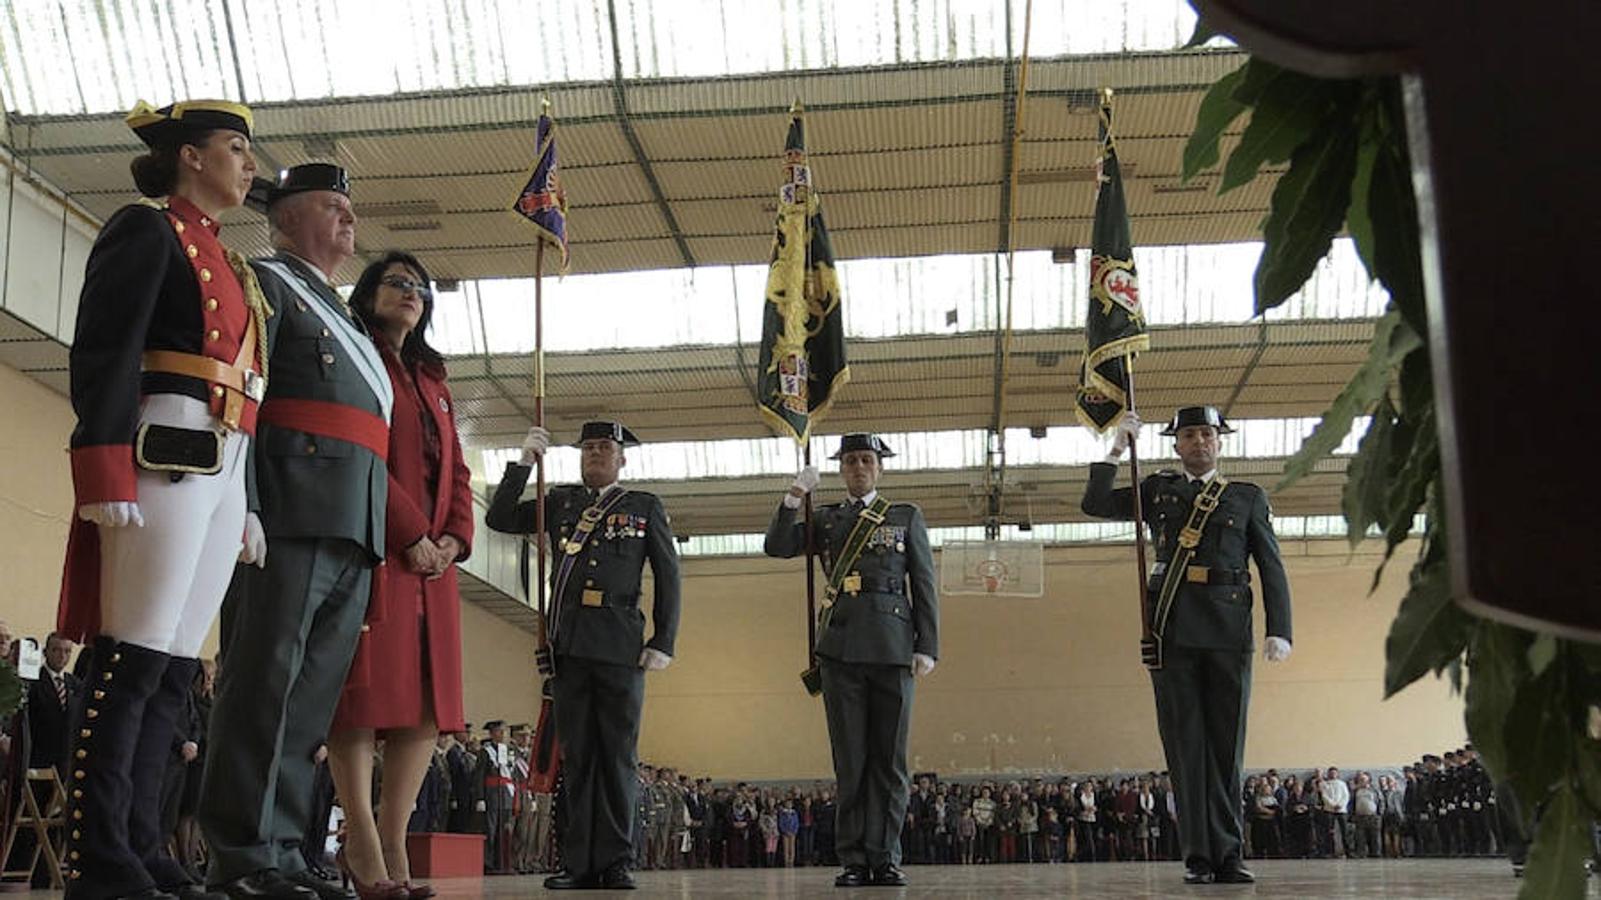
[200,538,371,884]
[1150,646,1251,873]
[819,659,914,870]
[551,656,644,877]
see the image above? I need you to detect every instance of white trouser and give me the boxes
[99,393,248,657]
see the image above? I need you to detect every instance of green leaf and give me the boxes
[1383,555,1471,698]
[1183,16,1217,49]
[1278,308,1420,490]
[1182,65,1249,182]
[1366,81,1428,337]
[1464,621,1534,783]
[0,659,21,718]
[1254,114,1361,313]
[1341,396,1398,547]
[1576,730,1601,815]
[1346,128,1381,280]
[1374,411,1437,581]
[1504,665,1571,808]
[1398,344,1432,417]
[1519,785,1592,900]
[1528,635,1559,677]
[1220,70,1346,194]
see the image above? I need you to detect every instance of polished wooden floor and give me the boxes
[3,859,1574,898]
[438,859,1571,898]
[3,859,1554,899]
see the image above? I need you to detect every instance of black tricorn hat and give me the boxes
[574,421,640,447]
[126,99,253,148]
[1161,405,1234,436]
[830,433,896,459]
[268,162,350,208]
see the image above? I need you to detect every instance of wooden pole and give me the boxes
[1125,357,1151,643]
[534,241,549,645]
[803,442,817,664]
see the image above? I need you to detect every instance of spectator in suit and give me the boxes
[27,633,79,774]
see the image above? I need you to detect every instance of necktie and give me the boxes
[55,674,66,708]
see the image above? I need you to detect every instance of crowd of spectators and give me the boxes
[0,624,1554,882]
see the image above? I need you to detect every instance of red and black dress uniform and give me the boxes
[57,99,262,900]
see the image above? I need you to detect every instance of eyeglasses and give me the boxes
[380,274,433,300]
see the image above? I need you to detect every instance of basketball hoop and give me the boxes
[940,541,1044,598]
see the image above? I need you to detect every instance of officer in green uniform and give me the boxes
[765,434,939,888]
[485,421,681,891]
[201,164,385,900]
[1082,406,1291,886]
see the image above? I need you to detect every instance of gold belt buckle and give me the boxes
[582,589,604,607]
[842,573,862,595]
[1186,565,1209,584]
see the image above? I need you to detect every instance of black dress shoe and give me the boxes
[834,865,870,887]
[214,870,320,900]
[1183,867,1215,885]
[542,870,596,890]
[1215,865,1255,884]
[870,864,908,886]
[285,870,356,900]
[598,864,636,889]
[168,884,231,900]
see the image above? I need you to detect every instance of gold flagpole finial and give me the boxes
[790,98,804,116]
[1099,87,1114,108]
[541,95,553,115]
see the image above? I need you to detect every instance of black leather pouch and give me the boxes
[135,423,223,475]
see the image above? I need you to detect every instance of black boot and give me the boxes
[63,637,172,900]
[130,657,213,896]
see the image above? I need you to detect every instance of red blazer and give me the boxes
[334,347,473,733]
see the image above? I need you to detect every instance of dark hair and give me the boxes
[350,251,446,376]
[130,145,182,198]
[129,129,226,198]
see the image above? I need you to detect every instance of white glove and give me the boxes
[639,647,673,671]
[475,799,486,812]
[1264,636,1292,662]
[519,426,552,465]
[77,501,144,528]
[791,465,820,494]
[1106,412,1142,461]
[239,512,267,568]
[913,653,936,677]
[783,465,822,508]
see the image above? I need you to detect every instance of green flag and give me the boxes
[1076,93,1149,432]
[758,104,850,445]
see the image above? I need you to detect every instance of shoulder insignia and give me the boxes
[1154,469,1182,479]
[135,197,170,211]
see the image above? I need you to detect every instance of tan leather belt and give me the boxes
[143,350,263,430]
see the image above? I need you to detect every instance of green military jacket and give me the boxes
[764,496,939,666]
[1082,462,1291,651]
[486,463,681,667]
[247,253,388,561]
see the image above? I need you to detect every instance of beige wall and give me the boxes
[636,537,1467,781]
[1,359,1463,777]
[0,361,76,642]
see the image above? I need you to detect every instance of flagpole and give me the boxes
[534,240,549,648]
[1124,356,1152,646]
[803,442,817,662]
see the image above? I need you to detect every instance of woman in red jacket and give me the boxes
[328,251,472,899]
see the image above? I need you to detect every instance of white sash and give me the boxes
[255,258,394,421]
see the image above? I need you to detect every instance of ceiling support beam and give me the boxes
[604,0,697,269]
